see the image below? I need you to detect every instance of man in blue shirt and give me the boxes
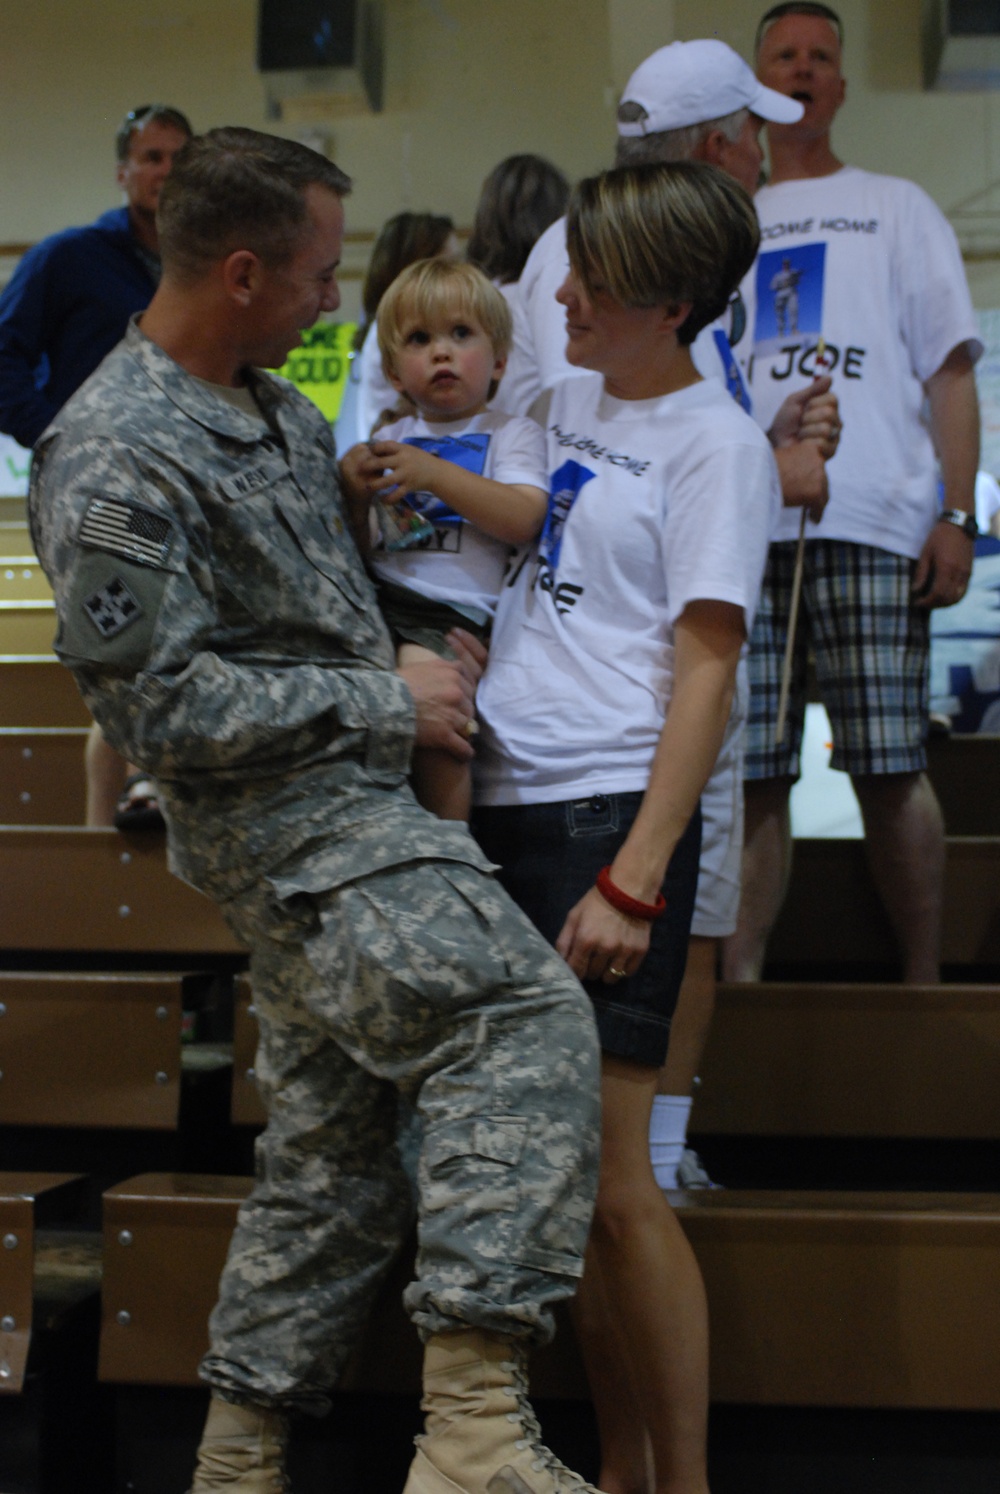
[0,104,192,449]
[1,104,192,827]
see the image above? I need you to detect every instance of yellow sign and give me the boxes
[279,322,357,422]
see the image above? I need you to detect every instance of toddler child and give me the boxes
[344,258,548,819]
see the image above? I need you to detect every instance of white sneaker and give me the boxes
[676,1148,722,1190]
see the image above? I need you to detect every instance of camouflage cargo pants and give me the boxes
[200,858,601,1415]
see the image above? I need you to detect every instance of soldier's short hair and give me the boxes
[115,104,193,162]
[566,161,760,347]
[156,127,352,282]
[376,259,513,377]
[613,105,749,169]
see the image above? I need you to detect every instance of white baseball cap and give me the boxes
[617,38,804,135]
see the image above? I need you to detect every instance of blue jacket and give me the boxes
[0,206,157,448]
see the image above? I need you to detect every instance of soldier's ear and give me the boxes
[221,249,264,309]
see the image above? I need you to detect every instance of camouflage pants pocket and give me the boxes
[419,1114,527,1216]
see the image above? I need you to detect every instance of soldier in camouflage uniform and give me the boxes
[29,128,602,1494]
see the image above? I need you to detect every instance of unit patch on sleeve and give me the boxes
[79,498,173,567]
[82,576,144,639]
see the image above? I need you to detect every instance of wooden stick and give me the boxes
[775,505,807,743]
[775,336,826,744]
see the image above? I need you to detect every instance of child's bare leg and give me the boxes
[398,641,474,821]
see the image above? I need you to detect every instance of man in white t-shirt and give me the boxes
[493,37,839,1189]
[723,2,982,985]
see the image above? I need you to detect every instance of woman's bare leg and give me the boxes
[576,1054,711,1494]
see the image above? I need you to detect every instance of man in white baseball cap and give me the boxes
[616,36,802,137]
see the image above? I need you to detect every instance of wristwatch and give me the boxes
[937,508,978,539]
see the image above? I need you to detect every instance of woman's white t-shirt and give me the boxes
[475,373,781,805]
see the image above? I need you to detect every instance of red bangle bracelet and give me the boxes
[595,865,666,921]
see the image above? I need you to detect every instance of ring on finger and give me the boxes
[608,965,627,979]
[462,718,479,738]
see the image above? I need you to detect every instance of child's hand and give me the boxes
[367,440,440,502]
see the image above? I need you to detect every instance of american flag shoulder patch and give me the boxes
[78,498,173,568]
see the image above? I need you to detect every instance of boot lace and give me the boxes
[500,1353,595,1491]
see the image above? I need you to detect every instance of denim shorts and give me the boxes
[472,791,702,1068]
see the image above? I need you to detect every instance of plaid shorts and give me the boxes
[745,539,930,780]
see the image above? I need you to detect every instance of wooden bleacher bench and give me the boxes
[0,519,32,548]
[0,726,88,823]
[0,552,51,602]
[0,603,56,653]
[0,1172,91,1393]
[681,1188,1000,1408]
[693,981,1000,1139]
[767,837,1000,969]
[0,972,189,1129]
[0,548,57,652]
[0,497,27,526]
[100,1173,253,1387]
[0,827,243,957]
[97,1173,1000,1410]
[927,732,1000,834]
[0,655,89,727]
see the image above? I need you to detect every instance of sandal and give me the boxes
[113,772,166,833]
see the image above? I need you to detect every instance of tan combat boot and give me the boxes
[188,1395,289,1492]
[403,1329,600,1494]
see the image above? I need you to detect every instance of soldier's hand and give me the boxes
[337,444,377,555]
[445,628,488,690]
[338,442,372,493]
[399,655,478,760]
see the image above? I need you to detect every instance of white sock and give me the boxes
[649,1095,692,1190]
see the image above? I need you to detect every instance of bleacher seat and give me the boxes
[0,973,188,1129]
[0,828,243,957]
[768,837,1000,969]
[96,1173,1000,1409]
[0,656,89,728]
[694,981,1000,1138]
[0,727,88,823]
[0,1172,91,1394]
